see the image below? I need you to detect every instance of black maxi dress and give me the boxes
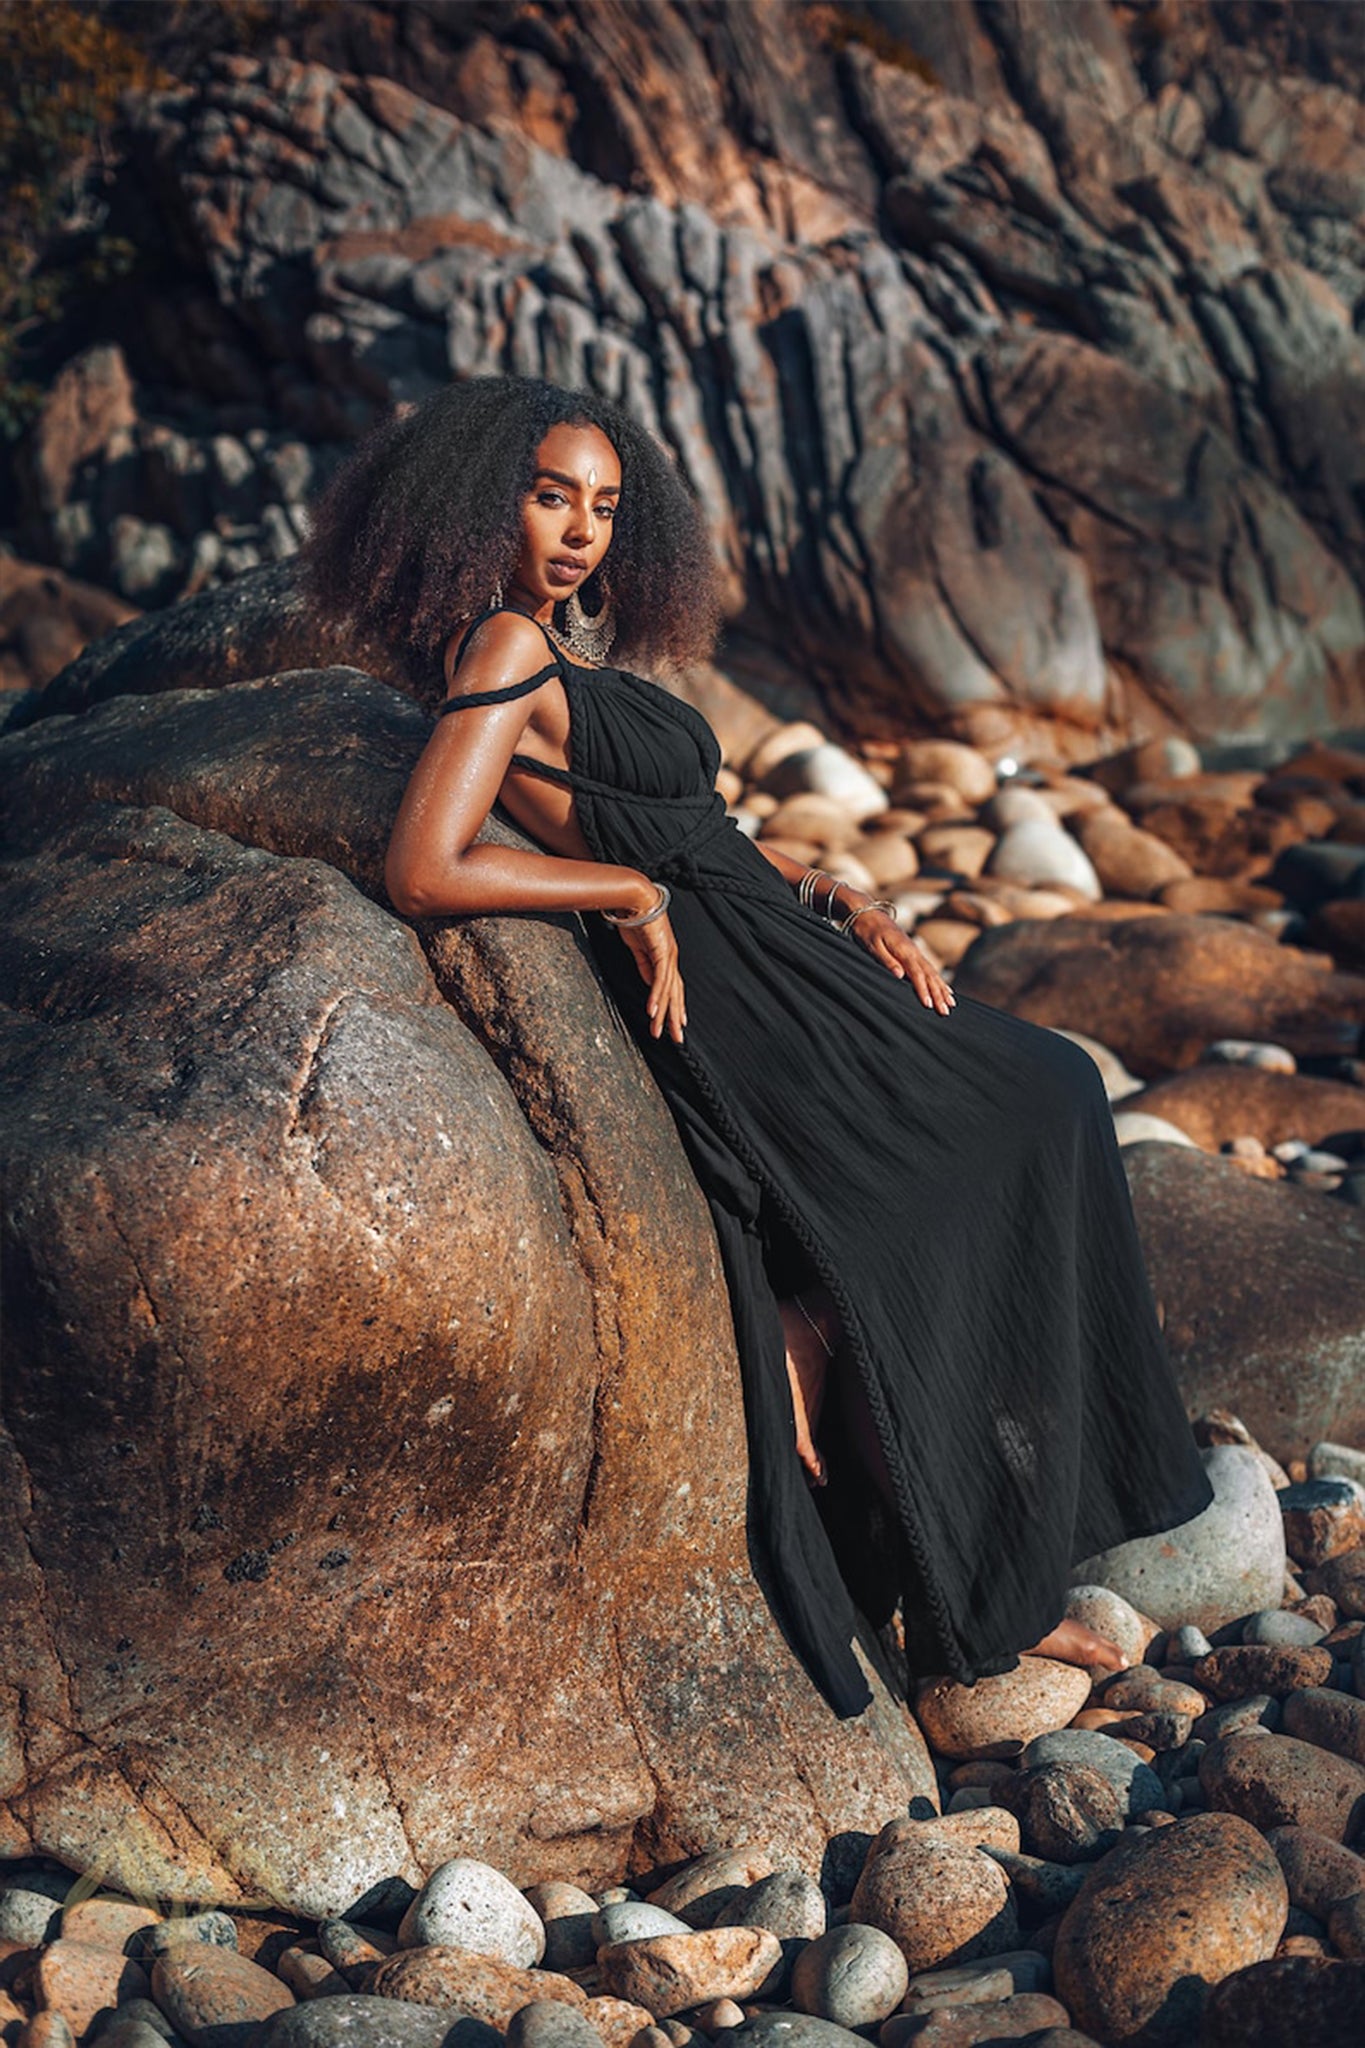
[440,608,1216,1719]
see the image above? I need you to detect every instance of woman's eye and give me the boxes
[595,503,615,519]
[537,491,565,506]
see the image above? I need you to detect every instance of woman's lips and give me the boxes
[546,559,587,584]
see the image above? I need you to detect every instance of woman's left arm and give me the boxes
[751,841,956,1016]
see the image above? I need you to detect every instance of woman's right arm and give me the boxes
[384,613,687,1042]
[384,613,653,921]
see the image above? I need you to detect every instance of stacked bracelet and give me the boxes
[601,881,672,928]
[798,866,899,937]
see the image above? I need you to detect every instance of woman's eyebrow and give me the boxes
[534,467,621,493]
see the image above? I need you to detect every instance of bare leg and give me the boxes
[785,1290,1127,1671]
[776,1285,839,1487]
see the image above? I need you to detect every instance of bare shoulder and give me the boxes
[443,610,557,698]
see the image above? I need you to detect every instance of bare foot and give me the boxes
[1026,1616,1127,1671]
[777,1290,835,1487]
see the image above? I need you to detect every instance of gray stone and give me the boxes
[91,2002,181,2046]
[718,2019,866,2048]
[261,1997,484,2048]
[398,1861,546,1966]
[1019,1730,1164,1818]
[903,1951,1051,2008]
[135,1916,238,1961]
[1241,1610,1328,1648]
[1201,1696,1281,1740]
[1169,1625,1214,1661]
[1310,1442,1365,1488]
[0,1875,69,1945]
[522,1887,599,1975]
[591,1905,691,1949]
[507,2004,610,2048]
[717,1872,826,1997]
[720,1873,826,1944]
[789,1926,908,2029]
[1070,1446,1286,1634]
[94,2024,174,2048]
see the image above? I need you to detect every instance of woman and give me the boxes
[301,374,1214,1719]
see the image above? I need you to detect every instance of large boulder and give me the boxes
[1117,1066,1365,1153]
[952,913,1365,1079]
[1123,1141,1365,1462]
[12,5,1365,753]
[0,670,935,1915]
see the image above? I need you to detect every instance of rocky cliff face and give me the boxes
[8,0,1365,752]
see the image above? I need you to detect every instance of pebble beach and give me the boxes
[5,1414,1365,2048]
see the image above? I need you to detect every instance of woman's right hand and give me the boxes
[614,907,687,1044]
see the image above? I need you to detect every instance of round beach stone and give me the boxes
[507,2002,610,2048]
[276,1949,348,2001]
[880,1994,1072,2044]
[976,1849,1085,1919]
[1281,1686,1365,1766]
[719,2018,865,2048]
[35,1941,150,2039]
[1328,1889,1365,1957]
[902,1951,1051,2009]
[597,1930,781,2019]
[1199,1730,1365,1842]
[867,1812,1019,1861]
[369,1949,586,2027]
[1200,1954,1365,2046]
[90,1997,178,2043]
[397,1862,545,1968]
[646,1853,777,1931]
[1020,1730,1164,1818]
[849,1841,1016,1977]
[61,1902,164,1955]
[137,1916,237,1962]
[318,1923,399,1977]
[986,819,1101,899]
[1004,1764,1127,1865]
[1303,1550,1365,1616]
[1201,1695,1280,1741]
[581,1999,653,2048]
[1277,1479,1365,1568]
[592,1906,691,1950]
[261,1995,462,2048]
[718,1872,826,1996]
[720,1874,825,1946]
[1193,1646,1333,1700]
[0,1877,69,1947]
[1170,1625,1213,1662]
[1265,1826,1365,1919]
[89,2022,168,2048]
[1070,1445,1285,1634]
[18,2019,76,2048]
[789,1926,907,2029]
[151,1947,294,2048]
[522,1888,599,1975]
[1052,1811,1287,2045]
[913,1659,1091,1760]
[1096,1668,1205,1718]
[1241,1610,1328,1648]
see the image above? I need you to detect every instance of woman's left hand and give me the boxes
[853,910,957,1015]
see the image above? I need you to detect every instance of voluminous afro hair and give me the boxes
[298,374,722,710]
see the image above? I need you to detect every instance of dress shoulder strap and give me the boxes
[435,663,559,717]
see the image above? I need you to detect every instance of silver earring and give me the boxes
[488,578,505,610]
[564,582,616,663]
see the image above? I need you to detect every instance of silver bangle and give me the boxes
[601,881,671,928]
[838,898,899,935]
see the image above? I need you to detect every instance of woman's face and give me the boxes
[511,422,622,608]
